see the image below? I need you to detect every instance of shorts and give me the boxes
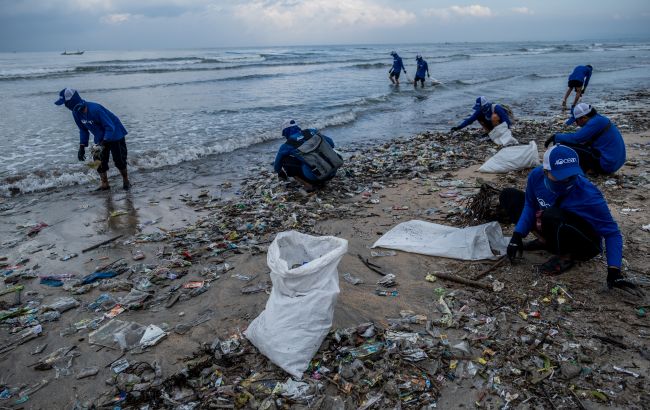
[568,79,583,89]
[390,71,400,79]
[97,138,128,173]
[414,75,425,82]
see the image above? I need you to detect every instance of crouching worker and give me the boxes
[55,88,130,191]
[500,145,639,293]
[274,119,343,192]
[451,96,512,134]
[545,103,626,175]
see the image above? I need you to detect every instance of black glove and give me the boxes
[607,267,638,291]
[544,135,555,148]
[581,88,587,94]
[278,169,288,181]
[507,232,523,262]
[77,145,86,161]
[450,126,460,132]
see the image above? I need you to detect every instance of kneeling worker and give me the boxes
[500,145,638,293]
[55,88,130,191]
[545,102,625,175]
[274,119,343,192]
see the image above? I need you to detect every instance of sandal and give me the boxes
[539,255,574,276]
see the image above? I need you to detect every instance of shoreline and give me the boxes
[0,92,649,408]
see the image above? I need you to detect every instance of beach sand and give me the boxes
[0,91,649,408]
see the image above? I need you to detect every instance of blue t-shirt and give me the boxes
[415,59,428,78]
[554,114,626,173]
[73,101,127,146]
[568,65,593,88]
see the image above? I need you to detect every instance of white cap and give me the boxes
[565,102,592,125]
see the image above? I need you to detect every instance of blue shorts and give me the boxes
[414,75,425,82]
[390,71,400,79]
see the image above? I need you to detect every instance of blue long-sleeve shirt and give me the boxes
[73,101,128,146]
[514,167,622,267]
[568,65,593,89]
[274,128,336,181]
[457,104,511,130]
[415,59,429,78]
[554,114,626,173]
[391,56,406,74]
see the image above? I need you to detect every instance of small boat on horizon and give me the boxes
[61,50,84,55]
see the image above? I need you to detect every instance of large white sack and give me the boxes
[245,231,348,379]
[488,122,519,146]
[372,221,508,261]
[478,141,540,173]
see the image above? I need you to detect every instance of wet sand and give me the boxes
[0,93,649,408]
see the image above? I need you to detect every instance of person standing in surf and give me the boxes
[413,54,429,88]
[388,51,407,85]
[55,88,131,191]
[561,64,593,108]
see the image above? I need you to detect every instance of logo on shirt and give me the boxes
[81,119,94,126]
[554,157,577,165]
[537,197,551,208]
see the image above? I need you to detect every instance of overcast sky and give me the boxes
[1,0,649,51]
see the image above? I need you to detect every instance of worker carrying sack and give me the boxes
[289,130,344,181]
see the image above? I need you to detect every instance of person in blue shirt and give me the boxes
[274,119,339,192]
[55,88,130,191]
[388,51,407,85]
[545,103,625,175]
[499,145,638,293]
[451,96,512,134]
[562,64,593,108]
[413,54,429,88]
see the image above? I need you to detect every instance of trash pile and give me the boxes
[93,279,649,409]
[1,107,649,408]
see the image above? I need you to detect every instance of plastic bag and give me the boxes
[488,122,519,146]
[478,141,540,173]
[245,231,348,378]
[372,221,508,260]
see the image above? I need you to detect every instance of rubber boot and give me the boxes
[119,168,131,191]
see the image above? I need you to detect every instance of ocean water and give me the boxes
[1,41,649,196]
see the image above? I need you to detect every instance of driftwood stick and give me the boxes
[432,271,493,291]
[472,256,507,281]
[357,254,387,276]
[81,234,123,253]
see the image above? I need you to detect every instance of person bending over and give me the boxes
[562,64,592,108]
[545,102,625,175]
[500,145,638,293]
[450,96,512,134]
[55,88,131,191]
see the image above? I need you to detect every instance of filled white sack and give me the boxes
[372,220,508,261]
[488,122,519,146]
[245,231,348,379]
[478,141,540,173]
